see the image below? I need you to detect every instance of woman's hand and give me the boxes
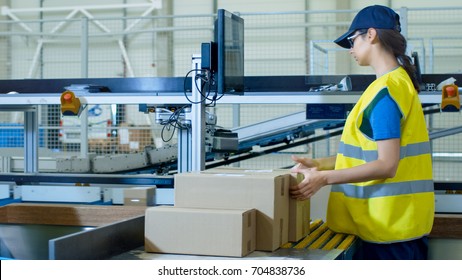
[290,155,328,200]
[290,155,319,171]
[290,165,328,200]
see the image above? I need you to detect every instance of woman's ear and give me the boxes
[367,28,379,44]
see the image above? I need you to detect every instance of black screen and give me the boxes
[215,9,244,95]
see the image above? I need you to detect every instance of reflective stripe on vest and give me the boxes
[331,179,433,199]
[338,141,432,162]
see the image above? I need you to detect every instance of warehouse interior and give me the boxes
[0,0,461,260]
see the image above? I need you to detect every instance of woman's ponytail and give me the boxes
[397,54,420,92]
[377,29,420,92]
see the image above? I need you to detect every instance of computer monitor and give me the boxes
[214,9,245,95]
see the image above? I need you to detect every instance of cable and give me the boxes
[159,68,207,143]
[159,68,221,143]
[159,105,190,142]
[182,68,221,107]
[183,69,207,104]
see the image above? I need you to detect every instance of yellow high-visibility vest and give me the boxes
[326,67,434,243]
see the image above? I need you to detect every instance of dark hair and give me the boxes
[376,29,420,92]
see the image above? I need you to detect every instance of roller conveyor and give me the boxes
[282,219,357,256]
[112,219,358,260]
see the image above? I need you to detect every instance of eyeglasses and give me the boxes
[347,31,366,48]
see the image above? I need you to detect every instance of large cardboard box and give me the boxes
[205,167,310,242]
[145,206,256,257]
[124,186,156,206]
[174,171,289,251]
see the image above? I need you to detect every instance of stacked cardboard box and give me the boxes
[144,167,309,257]
[203,167,310,242]
[174,171,289,251]
[145,206,256,257]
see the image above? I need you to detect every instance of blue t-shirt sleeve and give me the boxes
[370,93,402,140]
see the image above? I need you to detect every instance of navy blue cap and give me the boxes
[334,5,401,49]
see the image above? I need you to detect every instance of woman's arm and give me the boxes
[291,155,336,171]
[290,138,400,199]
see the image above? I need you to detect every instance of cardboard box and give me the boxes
[266,169,310,241]
[205,167,310,242]
[124,186,156,206]
[286,173,310,241]
[145,206,256,257]
[88,138,115,153]
[118,123,154,153]
[174,171,289,251]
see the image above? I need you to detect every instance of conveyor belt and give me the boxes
[281,219,357,258]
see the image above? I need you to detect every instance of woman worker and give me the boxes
[290,5,434,260]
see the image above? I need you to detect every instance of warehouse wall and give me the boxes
[4,0,462,78]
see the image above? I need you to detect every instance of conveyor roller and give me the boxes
[281,219,357,258]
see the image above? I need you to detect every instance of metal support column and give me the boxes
[177,128,191,173]
[79,17,89,158]
[24,108,39,173]
[190,54,205,172]
[176,54,205,173]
